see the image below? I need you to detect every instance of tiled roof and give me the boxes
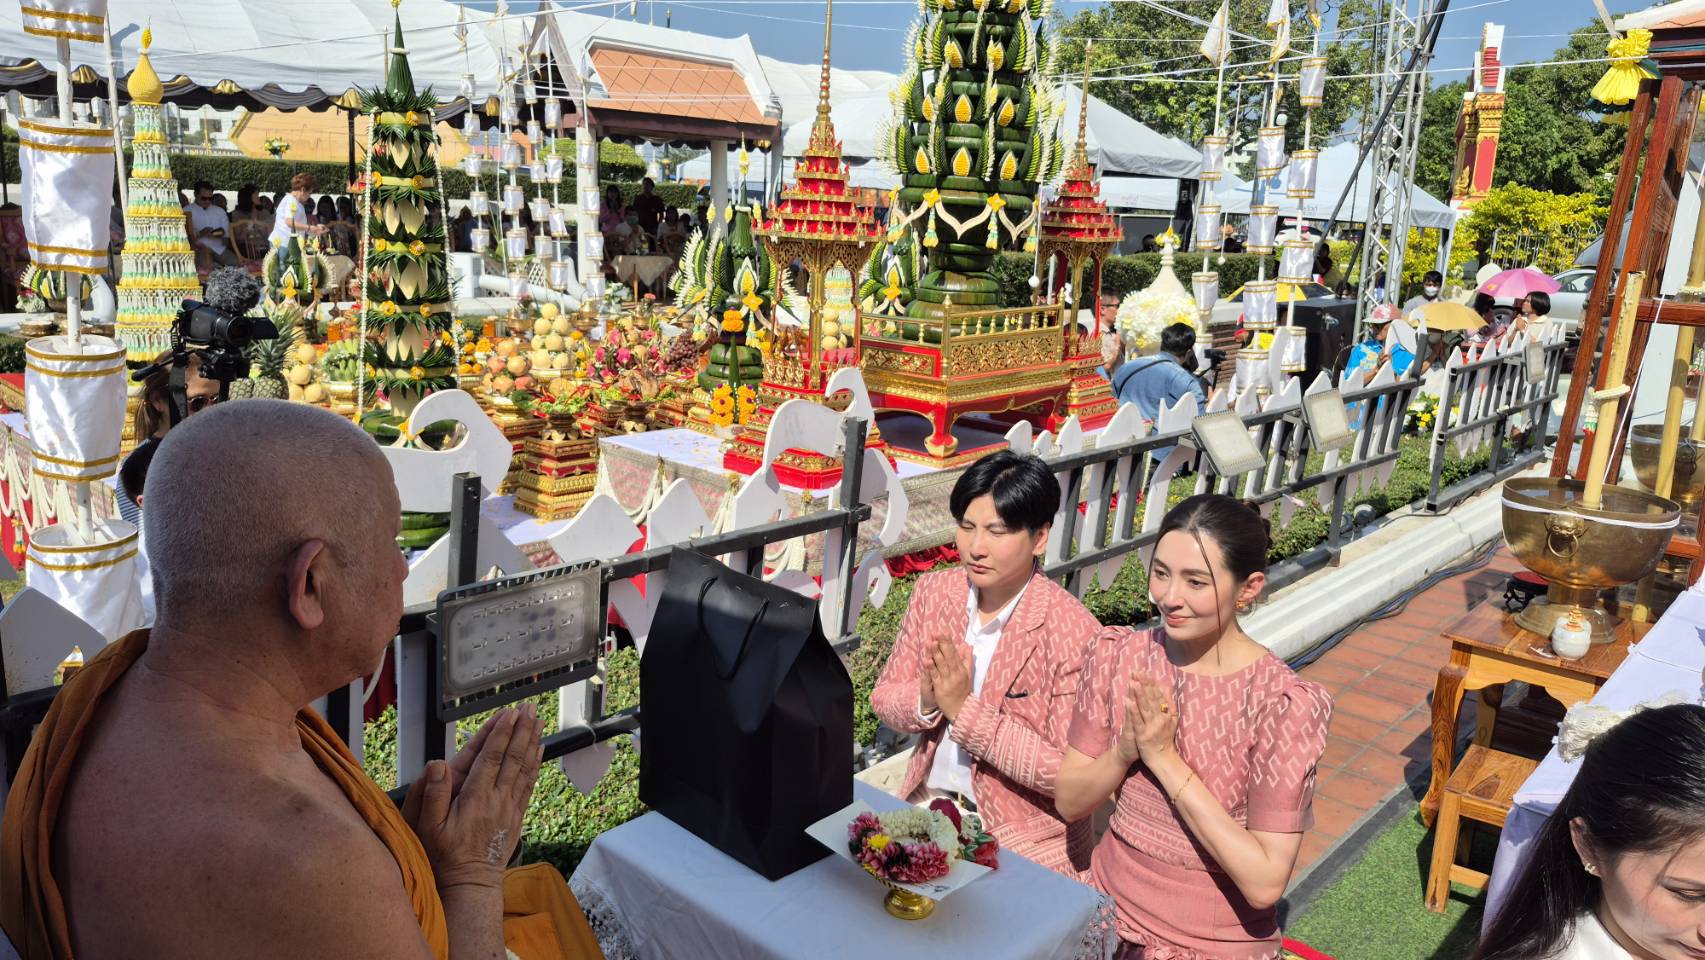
[589,47,768,126]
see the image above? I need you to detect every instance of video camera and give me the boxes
[131,267,274,425]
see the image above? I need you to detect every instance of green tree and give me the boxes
[1051,0,1375,151]
[1414,79,1466,200]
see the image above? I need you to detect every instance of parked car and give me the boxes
[1546,268,1596,340]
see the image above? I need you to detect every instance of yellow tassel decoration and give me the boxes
[1592,28,1659,107]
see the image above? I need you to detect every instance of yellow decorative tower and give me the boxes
[115,29,200,365]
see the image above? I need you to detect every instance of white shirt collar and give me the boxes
[965,570,1032,636]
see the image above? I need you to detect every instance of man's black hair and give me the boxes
[1527,291,1550,316]
[1423,270,1443,285]
[949,450,1060,533]
[192,180,213,194]
[120,437,160,505]
[1161,322,1196,358]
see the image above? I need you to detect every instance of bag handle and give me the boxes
[697,577,772,681]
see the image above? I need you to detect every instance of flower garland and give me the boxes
[1116,287,1196,354]
[847,800,1000,886]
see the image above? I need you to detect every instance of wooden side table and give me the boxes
[1419,601,1643,826]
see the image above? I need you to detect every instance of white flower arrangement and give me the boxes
[1116,287,1196,353]
[877,808,961,854]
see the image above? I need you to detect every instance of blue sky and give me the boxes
[491,0,1655,76]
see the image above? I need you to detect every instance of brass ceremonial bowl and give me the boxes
[1629,424,1705,509]
[1503,477,1680,642]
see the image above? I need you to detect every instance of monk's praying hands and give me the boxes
[403,703,545,887]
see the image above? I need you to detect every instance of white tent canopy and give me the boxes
[1055,84,1201,180]
[1213,142,1457,230]
[1095,176,1183,213]
[2,0,518,108]
[758,55,896,131]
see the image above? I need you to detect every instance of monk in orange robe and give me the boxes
[0,400,603,960]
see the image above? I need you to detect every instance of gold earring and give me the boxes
[1583,862,1600,877]
[1236,600,1252,614]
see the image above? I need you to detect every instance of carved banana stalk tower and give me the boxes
[861,0,1070,463]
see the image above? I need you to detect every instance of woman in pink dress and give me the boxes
[1057,495,1332,959]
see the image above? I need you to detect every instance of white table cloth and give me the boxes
[1484,589,1705,927]
[611,255,677,289]
[569,780,1117,960]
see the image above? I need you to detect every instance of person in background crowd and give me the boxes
[212,194,228,212]
[1470,291,1508,346]
[1403,270,1444,316]
[870,451,1104,880]
[313,196,337,226]
[336,196,357,224]
[254,194,275,221]
[1472,703,1705,960]
[1348,304,1415,378]
[0,402,603,959]
[1057,495,1331,959]
[1513,291,1552,339]
[451,208,474,253]
[184,180,239,270]
[1141,234,1158,253]
[656,207,688,259]
[1110,323,1207,462]
[630,178,665,236]
[598,185,626,238]
[232,184,259,222]
[270,173,326,248]
[1100,328,1124,380]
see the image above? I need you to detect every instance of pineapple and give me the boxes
[241,312,297,400]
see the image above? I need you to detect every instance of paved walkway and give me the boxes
[1287,546,1527,879]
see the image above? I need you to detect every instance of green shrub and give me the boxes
[992,251,1278,305]
[0,336,24,375]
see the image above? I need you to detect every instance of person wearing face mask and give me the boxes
[870,451,1104,880]
[1473,703,1705,960]
[1403,270,1444,316]
[1057,496,1332,959]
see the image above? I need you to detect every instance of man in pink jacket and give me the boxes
[871,450,1103,879]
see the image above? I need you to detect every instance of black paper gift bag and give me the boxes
[638,547,854,880]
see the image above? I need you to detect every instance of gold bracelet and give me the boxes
[1168,769,1199,805]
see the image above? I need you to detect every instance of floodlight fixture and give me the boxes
[1188,410,1267,476]
[1523,341,1546,386]
[1301,389,1355,453]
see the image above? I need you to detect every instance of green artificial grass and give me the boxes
[1285,807,1492,960]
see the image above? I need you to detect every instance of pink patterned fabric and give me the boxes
[870,567,1103,880]
[1069,627,1332,960]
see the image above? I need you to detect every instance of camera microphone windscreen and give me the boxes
[202,267,264,318]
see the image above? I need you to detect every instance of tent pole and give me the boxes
[346,108,357,192]
[104,19,127,210]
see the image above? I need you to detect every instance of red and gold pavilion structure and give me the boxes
[1039,70,1122,431]
[1450,23,1506,209]
[724,0,890,488]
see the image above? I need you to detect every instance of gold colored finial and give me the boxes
[391,0,402,8]
[1077,41,1093,152]
[128,26,165,105]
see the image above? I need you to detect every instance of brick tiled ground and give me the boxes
[1287,545,1529,882]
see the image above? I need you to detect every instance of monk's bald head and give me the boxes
[145,401,396,626]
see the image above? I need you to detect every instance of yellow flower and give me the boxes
[570,330,584,340]
[380,301,399,316]
[409,365,426,380]
[409,240,427,256]
[412,175,430,190]
[722,316,745,333]
[867,834,891,850]
[405,110,421,125]
[373,238,388,253]
[741,293,763,314]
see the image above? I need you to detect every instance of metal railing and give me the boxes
[1423,331,1567,512]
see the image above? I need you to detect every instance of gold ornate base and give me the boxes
[883,887,936,921]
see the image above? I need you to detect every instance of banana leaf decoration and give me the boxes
[1034,28,1052,77]
[904,21,924,72]
[1009,22,1030,73]
[954,94,974,123]
[1025,127,1046,180]
[987,39,1005,72]
[930,17,946,68]
[1027,0,1044,21]
[944,37,965,69]
[982,115,997,178]
[1045,136,1065,181]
